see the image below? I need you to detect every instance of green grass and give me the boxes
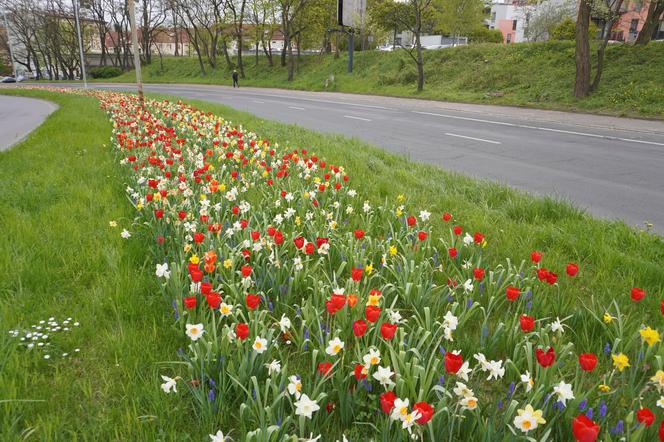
[106,40,664,118]
[0,87,662,440]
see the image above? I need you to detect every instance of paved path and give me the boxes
[28,83,664,233]
[0,95,58,151]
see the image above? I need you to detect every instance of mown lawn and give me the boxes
[105,41,664,119]
[0,88,662,440]
[0,89,207,441]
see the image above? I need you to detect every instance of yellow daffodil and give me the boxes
[136,202,143,210]
[154,193,161,201]
[223,259,233,269]
[183,243,192,253]
[395,208,403,216]
[295,216,301,226]
[199,194,207,201]
[367,293,381,307]
[650,370,664,391]
[598,384,611,392]
[189,255,200,265]
[612,353,630,371]
[109,220,118,227]
[219,183,226,192]
[389,245,397,256]
[397,194,405,202]
[365,263,374,275]
[603,313,614,323]
[639,326,661,347]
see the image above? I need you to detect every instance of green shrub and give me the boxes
[550,17,599,40]
[468,27,504,44]
[89,66,124,79]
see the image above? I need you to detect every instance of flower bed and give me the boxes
[85,89,662,441]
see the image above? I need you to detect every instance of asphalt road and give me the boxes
[21,83,664,233]
[0,95,58,151]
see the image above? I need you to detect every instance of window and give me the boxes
[512,20,518,30]
[629,19,639,33]
[491,12,496,21]
[506,33,512,43]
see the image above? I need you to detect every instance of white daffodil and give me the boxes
[288,375,302,398]
[457,361,471,382]
[279,314,292,332]
[521,371,534,393]
[185,323,204,341]
[513,404,546,433]
[362,348,381,367]
[325,337,344,356]
[402,410,421,434]
[552,380,575,405]
[657,396,664,409]
[463,233,474,246]
[485,359,506,381]
[550,317,565,333]
[265,359,281,376]
[453,382,474,398]
[419,210,431,221]
[155,263,171,279]
[209,430,226,442]
[294,393,320,419]
[390,398,410,421]
[252,336,268,354]
[219,302,233,317]
[460,396,478,411]
[443,311,459,330]
[463,279,474,293]
[372,365,395,389]
[120,229,131,239]
[160,375,177,393]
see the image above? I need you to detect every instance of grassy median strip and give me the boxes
[0,88,661,439]
[0,90,205,440]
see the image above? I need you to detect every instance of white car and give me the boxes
[376,45,395,52]
[422,44,452,50]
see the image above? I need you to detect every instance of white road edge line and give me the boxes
[288,106,305,110]
[415,110,664,147]
[445,132,501,144]
[253,100,265,103]
[344,115,372,122]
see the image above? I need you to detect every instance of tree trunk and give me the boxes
[574,0,591,98]
[281,37,288,67]
[591,1,624,92]
[635,0,664,45]
[416,35,424,91]
[287,39,294,81]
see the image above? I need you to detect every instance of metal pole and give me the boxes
[348,29,353,73]
[72,0,87,88]
[128,0,144,108]
[2,10,17,79]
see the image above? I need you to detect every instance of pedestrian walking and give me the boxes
[232,69,239,88]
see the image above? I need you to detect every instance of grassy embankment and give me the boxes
[108,41,664,118]
[0,87,662,439]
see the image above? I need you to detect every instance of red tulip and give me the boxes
[453,225,462,236]
[318,362,332,376]
[473,231,484,244]
[316,237,328,248]
[183,296,197,309]
[473,267,485,281]
[354,364,367,380]
[236,323,249,340]
[444,351,463,374]
[418,231,428,241]
[519,314,535,332]
[413,401,434,424]
[365,306,381,323]
[305,242,315,255]
[154,209,163,219]
[267,226,276,236]
[245,294,261,309]
[531,251,543,263]
[241,265,252,278]
[293,236,305,249]
[442,212,452,221]
[506,286,520,301]
[448,247,457,258]
[206,292,221,309]
[193,232,205,243]
[658,420,664,441]
[380,391,397,414]
[351,267,364,282]
[631,287,645,301]
[353,319,368,337]
[190,268,203,282]
[250,230,260,241]
[537,267,549,280]
[407,216,416,227]
[380,323,397,340]
[274,231,284,245]
[661,300,664,316]
[354,229,365,239]
[546,271,558,285]
[536,347,556,367]
[566,263,579,276]
[636,407,655,427]
[572,414,600,442]
[200,282,212,295]
[578,353,597,371]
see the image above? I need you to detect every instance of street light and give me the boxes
[72,0,87,88]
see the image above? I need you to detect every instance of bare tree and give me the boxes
[635,0,664,45]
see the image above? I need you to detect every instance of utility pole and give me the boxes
[2,10,17,79]
[347,28,353,73]
[72,0,87,88]
[128,0,144,108]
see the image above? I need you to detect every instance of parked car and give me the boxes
[1,76,17,83]
[376,45,395,51]
[422,44,452,50]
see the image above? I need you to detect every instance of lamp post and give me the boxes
[128,0,144,108]
[72,0,87,88]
